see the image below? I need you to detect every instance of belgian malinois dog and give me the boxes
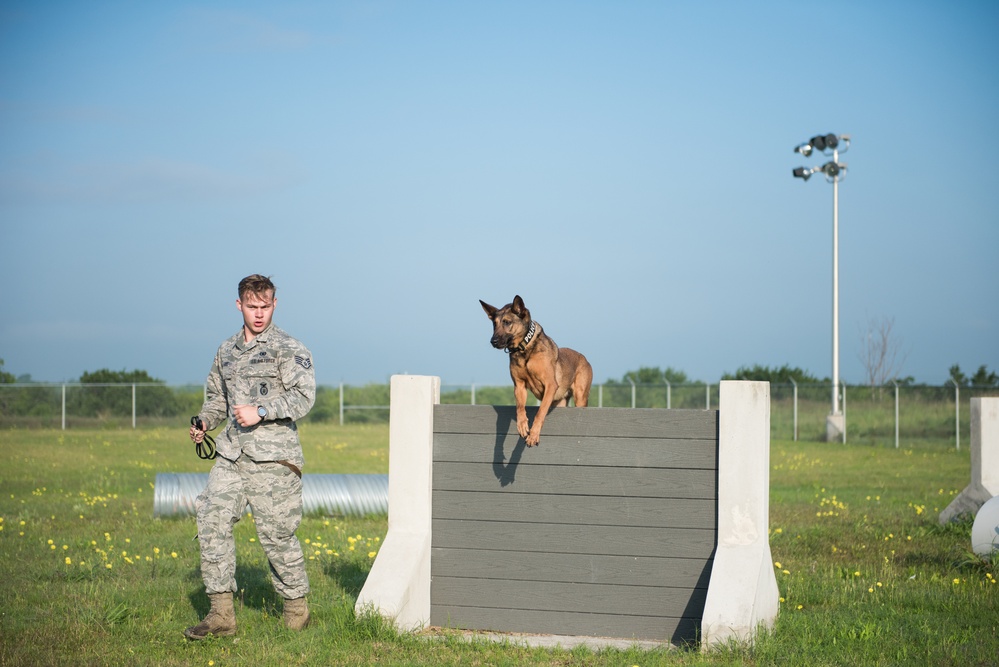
[479,295,592,446]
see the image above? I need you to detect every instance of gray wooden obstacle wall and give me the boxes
[430,404,719,644]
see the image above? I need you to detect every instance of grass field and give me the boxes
[0,422,996,666]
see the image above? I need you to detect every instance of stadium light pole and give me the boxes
[793,133,850,441]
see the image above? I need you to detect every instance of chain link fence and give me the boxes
[1,381,996,446]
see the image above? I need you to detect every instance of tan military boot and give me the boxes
[283,596,310,630]
[184,592,236,640]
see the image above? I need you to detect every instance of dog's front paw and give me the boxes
[517,420,530,440]
[525,430,540,447]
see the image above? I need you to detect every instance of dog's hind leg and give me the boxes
[572,366,593,407]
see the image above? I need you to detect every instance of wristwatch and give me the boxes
[257,406,267,419]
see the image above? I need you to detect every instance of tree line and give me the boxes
[0,363,202,420]
[604,363,998,388]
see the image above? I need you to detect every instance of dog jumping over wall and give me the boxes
[479,295,593,446]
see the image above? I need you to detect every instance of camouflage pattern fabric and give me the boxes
[193,322,315,599]
[198,324,316,468]
[196,456,309,599]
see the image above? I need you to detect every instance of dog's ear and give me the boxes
[512,295,528,317]
[479,300,497,319]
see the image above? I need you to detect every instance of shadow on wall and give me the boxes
[492,405,531,487]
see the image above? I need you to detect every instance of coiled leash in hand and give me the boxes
[191,416,217,460]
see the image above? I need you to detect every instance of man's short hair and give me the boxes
[238,274,276,301]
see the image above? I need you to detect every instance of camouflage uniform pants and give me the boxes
[195,455,309,599]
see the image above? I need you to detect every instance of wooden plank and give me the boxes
[432,519,716,559]
[433,462,717,499]
[431,577,708,619]
[434,405,719,440]
[431,548,713,589]
[434,432,717,469]
[430,605,699,643]
[432,490,717,530]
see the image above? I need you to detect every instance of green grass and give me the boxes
[0,424,995,666]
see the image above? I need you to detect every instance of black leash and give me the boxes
[191,416,217,460]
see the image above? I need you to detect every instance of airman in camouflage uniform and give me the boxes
[185,274,316,640]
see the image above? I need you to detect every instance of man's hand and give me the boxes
[234,404,263,428]
[189,423,205,443]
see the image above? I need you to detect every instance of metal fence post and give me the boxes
[949,379,960,450]
[471,383,476,406]
[893,381,899,449]
[598,383,603,408]
[790,378,798,441]
[339,382,344,426]
[665,379,671,410]
[627,376,636,408]
[61,384,66,431]
[841,382,847,444]
[706,384,710,410]
[132,383,137,429]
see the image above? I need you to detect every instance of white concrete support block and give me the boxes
[701,381,779,650]
[354,374,439,630]
[940,397,999,524]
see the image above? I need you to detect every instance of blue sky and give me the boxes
[1,1,996,388]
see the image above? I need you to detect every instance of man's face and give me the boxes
[237,290,276,339]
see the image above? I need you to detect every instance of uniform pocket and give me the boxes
[246,367,279,400]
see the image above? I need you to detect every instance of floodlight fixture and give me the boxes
[792,166,815,181]
[795,133,850,158]
[809,134,838,151]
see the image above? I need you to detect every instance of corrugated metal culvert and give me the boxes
[153,473,388,518]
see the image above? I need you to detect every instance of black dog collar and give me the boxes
[506,321,537,354]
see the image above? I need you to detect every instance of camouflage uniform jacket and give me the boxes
[198,323,316,468]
